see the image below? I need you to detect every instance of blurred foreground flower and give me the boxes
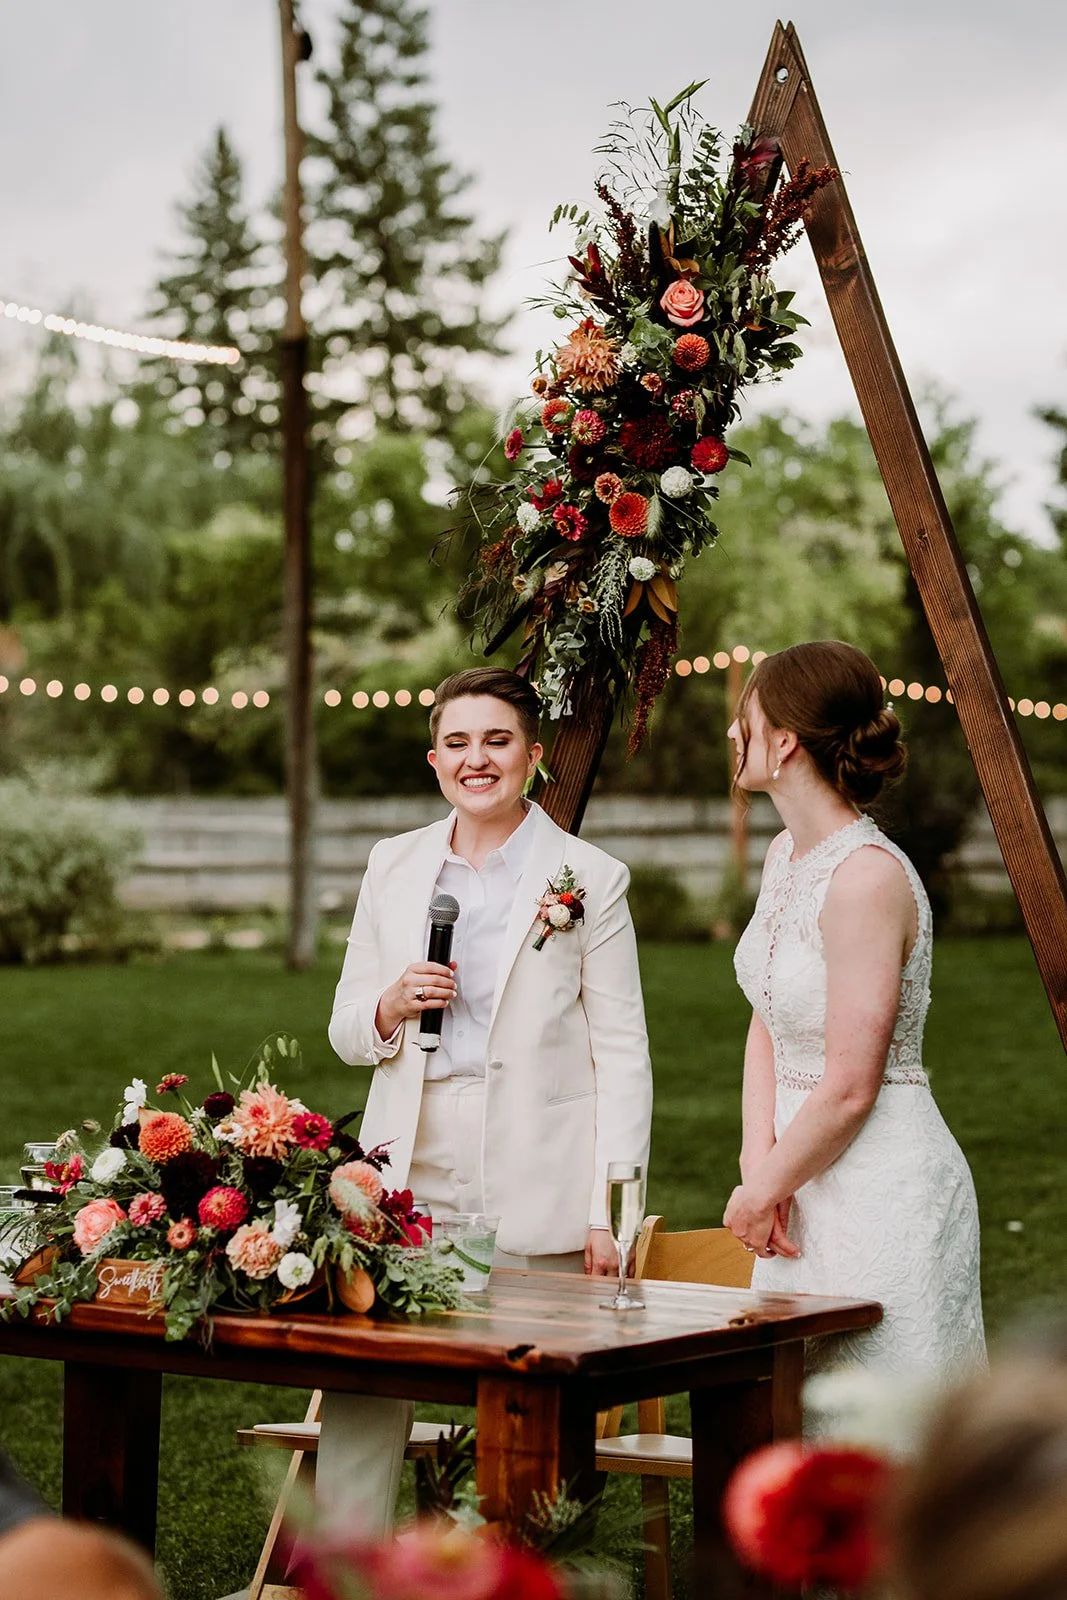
[290,1521,566,1600]
[723,1439,891,1590]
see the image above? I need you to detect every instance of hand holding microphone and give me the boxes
[373,894,460,1045]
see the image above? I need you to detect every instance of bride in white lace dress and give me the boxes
[725,641,985,1381]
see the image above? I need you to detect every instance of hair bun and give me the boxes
[835,707,907,804]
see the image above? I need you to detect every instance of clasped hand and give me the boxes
[723,1186,800,1260]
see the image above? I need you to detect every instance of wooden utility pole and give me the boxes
[726,654,750,887]
[278,0,317,969]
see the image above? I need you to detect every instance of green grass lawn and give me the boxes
[0,939,1063,1598]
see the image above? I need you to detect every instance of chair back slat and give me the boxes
[636,1214,754,1289]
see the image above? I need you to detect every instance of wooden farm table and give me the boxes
[0,1269,880,1595]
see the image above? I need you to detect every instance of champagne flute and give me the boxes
[600,1161,646,1311]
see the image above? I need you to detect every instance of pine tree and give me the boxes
[139,126,281,458]
[306,0,508,439]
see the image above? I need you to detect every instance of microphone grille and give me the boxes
[429,892,460,926]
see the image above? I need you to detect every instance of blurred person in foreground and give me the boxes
[894,1328,1067,1600]
[0,1450,160,1599]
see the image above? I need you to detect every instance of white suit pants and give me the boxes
[316,1078,583,1527]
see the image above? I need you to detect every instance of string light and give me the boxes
[1,297,240,366]
[2,660,1067,721]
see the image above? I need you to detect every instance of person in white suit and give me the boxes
[317,667,653,1527]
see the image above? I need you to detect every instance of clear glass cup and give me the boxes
[0,1186,36,1269]
[600,1161,646,1311]
[19,1142,59,1191]
[434,1212,500,1292]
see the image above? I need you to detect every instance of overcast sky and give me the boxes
[2,0,1065,541]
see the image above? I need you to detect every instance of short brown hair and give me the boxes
[736,640,906,804]
[429,668,541,747]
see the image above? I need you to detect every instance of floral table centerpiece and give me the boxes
[0,1034,464,1340]
[456,84,835,748]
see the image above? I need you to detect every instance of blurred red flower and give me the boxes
[723,1440,891,1590]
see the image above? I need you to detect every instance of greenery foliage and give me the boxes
[0,777,140,964]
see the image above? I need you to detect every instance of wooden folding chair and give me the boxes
[593,1215,755,1600]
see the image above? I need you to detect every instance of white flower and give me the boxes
[804,1367,937,1459]
[516,501,541,534]
[548,903,572,930]
[619,342,638,365]
[122,1079,148,1126]
[91,1148,127,1184]
[659,466,694,499]
[628,556,656,583]
[272,1199,302,1251]
[277,1252,315,1291]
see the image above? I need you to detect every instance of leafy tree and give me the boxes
[305,0,508,440]
[137,126,282,458]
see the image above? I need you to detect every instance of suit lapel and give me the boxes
[489,805,569,1031]
[405,812,456,965]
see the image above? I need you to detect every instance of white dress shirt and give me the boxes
[423,806,536,1080]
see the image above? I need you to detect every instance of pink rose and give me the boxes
[72,1197,127,1256]
[660,279,705,328]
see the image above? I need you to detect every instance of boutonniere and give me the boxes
[533,865,586,951]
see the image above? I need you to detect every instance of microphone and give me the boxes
[416,893,460,1052]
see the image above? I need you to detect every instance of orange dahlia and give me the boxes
[555,319,619,393]
[672,333,711,372]
[139,1111,194,1164]
[541,398,573,434]
[609,493,650,538]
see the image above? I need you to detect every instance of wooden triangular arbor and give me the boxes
[539,21,1067,1055]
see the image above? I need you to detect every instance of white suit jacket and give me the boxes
[328,802,653,1256]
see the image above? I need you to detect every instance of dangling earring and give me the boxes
[772,762,781,781]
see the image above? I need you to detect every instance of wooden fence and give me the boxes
[100,795,1067,914]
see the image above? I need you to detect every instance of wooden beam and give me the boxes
[538,672,615,833]
[747,22,1067,1051]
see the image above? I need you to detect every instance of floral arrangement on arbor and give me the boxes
[456,84,835,748]
[1,1035,463,1341]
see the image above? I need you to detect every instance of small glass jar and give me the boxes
[0,1186,36,1268]
[19,1142,59,1191]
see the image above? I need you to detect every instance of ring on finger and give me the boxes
[415,986,426,1003]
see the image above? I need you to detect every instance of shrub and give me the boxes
[626,865,706,942]
[0,780,141,964]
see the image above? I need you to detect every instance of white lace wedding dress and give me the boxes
[733,815,986,1381]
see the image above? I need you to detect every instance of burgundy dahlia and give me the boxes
[566,443,605,483]
[159,1151,219,1219]
[619,416,678,470]
[242,1156,284,1199]
[203,1091,236,1120]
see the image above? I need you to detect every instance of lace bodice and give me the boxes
[734,816,932,1092]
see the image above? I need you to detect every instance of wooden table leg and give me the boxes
[690,1371,792,1600]
[62,1361,163,1554]
[475,1377,596,1536]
